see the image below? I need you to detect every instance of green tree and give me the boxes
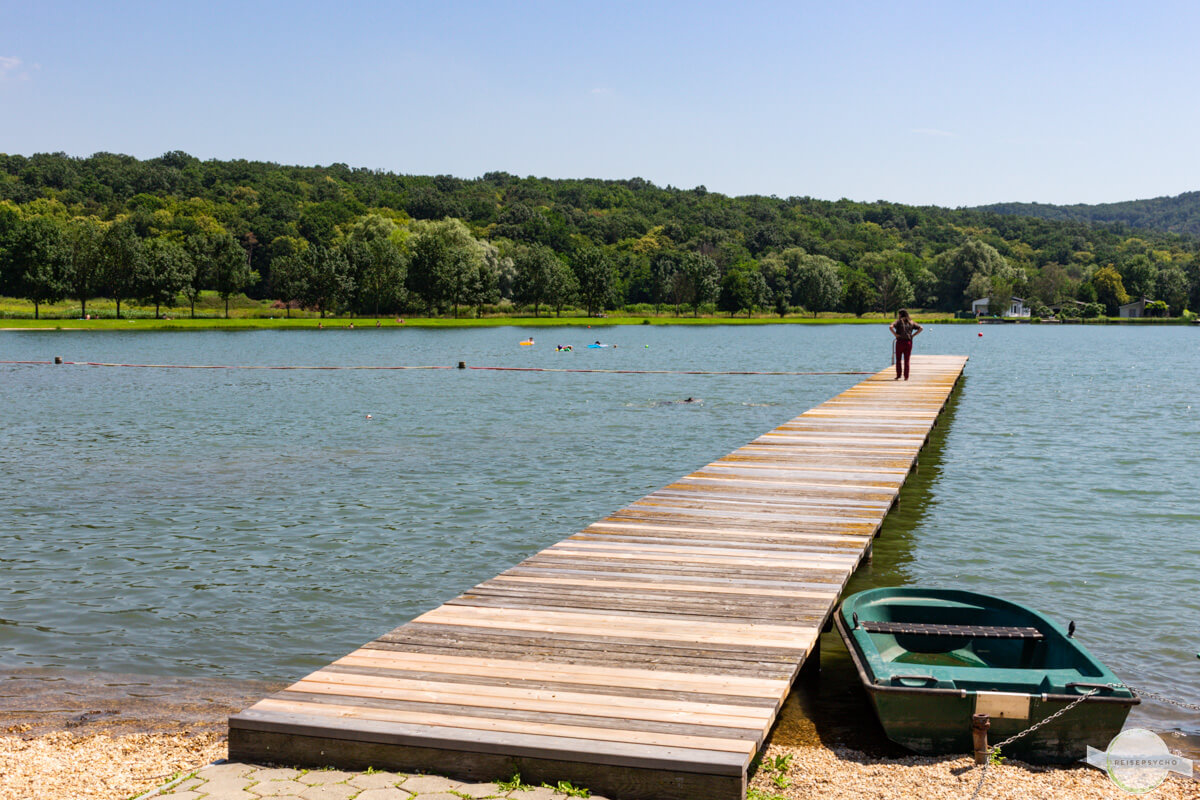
[3,216,68,318]
[681,252,720,316]
[183,232,216,318]
[1157,266,1189,315]
[881,269,915,312]
[857,250,923,312]
[513,244,561,317]
[466,259,500,317]
[345,214,407,317]
[486,240,518,301]
[1183,256,1200,311]
[1144,299,1169,317]
[1092,265,1130,314]
[841,269,878,317]
[63,217,106,318]
[138,238,191,317]
[269,251,309,317]
[406,218,483,316]
[757,252,792,317]
[1120,254,1157,300]
[545,258,578,316]
[406,226,449,313]
[1029,262,1074,306]
[302,245,354,317]
[101,221,144,319]
[649,251,682,314]
[209,233,256,318]
[0,203,18,279]
[719,261,770,317]
[936,239,1013,310]
[791,254,842,317]
[571,246,615,317]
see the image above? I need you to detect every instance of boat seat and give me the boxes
[860,621,1044,639]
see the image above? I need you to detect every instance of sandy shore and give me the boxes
[3,728,1196,800]
[0,669,262,799]
[748,742,1197,800]
[0,727,223,800]
[2,667,1195,800]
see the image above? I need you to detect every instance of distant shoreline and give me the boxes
[0,315,1193,331]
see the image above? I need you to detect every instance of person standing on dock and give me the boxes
[889,309,923,380]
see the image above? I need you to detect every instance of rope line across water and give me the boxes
[0,360,873,376]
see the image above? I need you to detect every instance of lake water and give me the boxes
[1,323,1197,749]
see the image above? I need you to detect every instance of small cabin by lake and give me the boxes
[1119,297,1150,318]
[971,297,1032,318]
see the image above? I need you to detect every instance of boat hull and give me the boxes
[867,681,1134,762]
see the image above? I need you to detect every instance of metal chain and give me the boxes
[969,681,1200,797]
[968,689,1099,799]
[968,758,988,800]
[969,679,1200,798]
[993,689,1100,752]
[1110,681,1200,711]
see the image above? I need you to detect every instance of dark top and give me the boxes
[892,318,918,341]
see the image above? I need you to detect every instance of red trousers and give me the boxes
[895,339,913,379]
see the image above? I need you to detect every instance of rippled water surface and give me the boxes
[1,324,1197,742]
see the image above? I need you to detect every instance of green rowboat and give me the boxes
[835,587,1137,763]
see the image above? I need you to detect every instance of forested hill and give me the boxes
[2,151,1199,319]
[977,192,1200,238]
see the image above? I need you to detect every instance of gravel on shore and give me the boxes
[0,727,223,800]
[3,728,1196,800]
[748,742,1197,800]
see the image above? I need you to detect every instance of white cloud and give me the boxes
[590,87,615,96]
[0,56,28,81]
[911,127,955,138]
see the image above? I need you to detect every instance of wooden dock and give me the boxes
[230,355,968,799]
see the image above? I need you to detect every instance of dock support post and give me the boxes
[972,714,990,764]
[800,637,821,684]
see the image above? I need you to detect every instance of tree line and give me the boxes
[2,151,1199,319]
[979,191,1200,239]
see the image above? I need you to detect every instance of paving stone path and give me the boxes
[141,762,610,800]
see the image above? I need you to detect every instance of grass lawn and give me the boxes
[0,294,962,329]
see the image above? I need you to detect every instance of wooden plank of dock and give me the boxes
[229,354,968,800]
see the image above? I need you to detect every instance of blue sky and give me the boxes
[3,1,1199,207]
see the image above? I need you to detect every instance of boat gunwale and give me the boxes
[835,588,1139,706]
[833,611,1139,706]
